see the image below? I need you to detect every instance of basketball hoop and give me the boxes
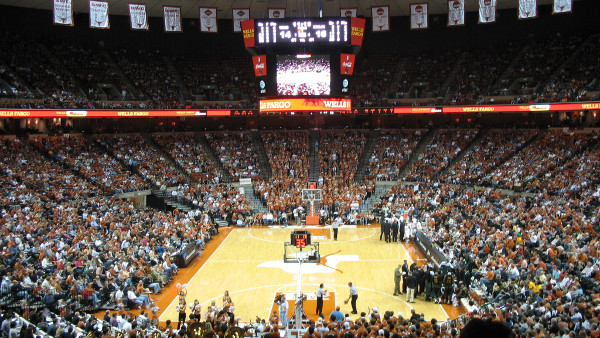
[302,188,322,226]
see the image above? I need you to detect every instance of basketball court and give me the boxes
[158,226,451,324]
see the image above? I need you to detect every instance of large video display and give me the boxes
[276,55,331,96]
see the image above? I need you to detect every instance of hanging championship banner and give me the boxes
[340,54,356,75]
[447,0,465,26]
[54,0,74,26]
[371,6,390,32]
[129,3,148,30]
[479,0,497,23]
[340,8,357,17]
[410,3,428,30]
[232,8,250,32]
[553,0,572,14]
[268,8,285,18]
[200,7,217,33]
[164,6,182,32]
[252,55,267,77]
[89,0,110,29]
[518,0,537,19]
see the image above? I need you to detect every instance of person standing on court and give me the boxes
[345,282,358,314]
[332,215,342,241]
[316,283,326,317]
[406,271,417,303]
[275,294,289,328]
[401,260,409,294]
[393,264,402,296]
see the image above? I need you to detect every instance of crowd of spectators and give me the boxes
[95,134,188,188]
[488,33,583,97]
[152,133,221,184]
[0,32,91,109]
[206,132,260,180]
[49,42,127,101]
[365,130,425,181]
[112,49,181,108]
[447,43,521,104]
[373,174,600,337]
[0,125,599,337]
[317,130,371,217]
[318,130,367,181]
[255,131,310,214]
[539,34,600,103]
[439,129,538,185]
[396,51,457,100]
[481,130,592,192]
[171,57,237,101]
[2,32,600,110]
[30,134,148,194]
[349,55,399,107]
[404,129,479,182]
[528,132,600,198]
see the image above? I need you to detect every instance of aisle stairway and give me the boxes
[308,130,320,182]
[238,183,269,214]
[396,129,435,180]
[195,132,233,183]
[251,131,272,180]
[436,128,487,180]
[354,129,380,182]
[141,133,193,183]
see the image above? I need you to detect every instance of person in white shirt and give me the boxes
[127,287,150,308]
[122,318,133,332]
[275,294,289,328]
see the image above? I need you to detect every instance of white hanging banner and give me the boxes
[129,3,148,30]
[268,8,285,18]
[340,8,357,17]
[518,0,537,19]
[89,0,110,29]
[232,8,250,32]
[447,0,465,26]
[553,0,572,14]
[200,7,218,33]
[371,6,390,32]
[53,0,74,26]
[163,6,182,32]
[479,0,497,24]
[410,3,428,30]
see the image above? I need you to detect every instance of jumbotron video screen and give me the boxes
[276,55,331,96]
[257,53,348,97]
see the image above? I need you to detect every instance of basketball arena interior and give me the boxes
[0,0,599,337]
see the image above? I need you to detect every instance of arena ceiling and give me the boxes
[0,0,560,19]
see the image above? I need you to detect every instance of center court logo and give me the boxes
[258,251,358,274]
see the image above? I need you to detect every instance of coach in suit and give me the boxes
[401,260,409,293]
[393,264,402,295]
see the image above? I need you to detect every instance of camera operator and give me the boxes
[274,294,289,328]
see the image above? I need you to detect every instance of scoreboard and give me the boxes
[291,231,311,248]
[255,18,350,46]
[243,17,366,109]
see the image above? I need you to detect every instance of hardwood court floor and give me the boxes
[157,226,453,324]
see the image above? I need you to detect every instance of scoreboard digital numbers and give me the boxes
[256,18,350,46]
[291,230,311,248]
